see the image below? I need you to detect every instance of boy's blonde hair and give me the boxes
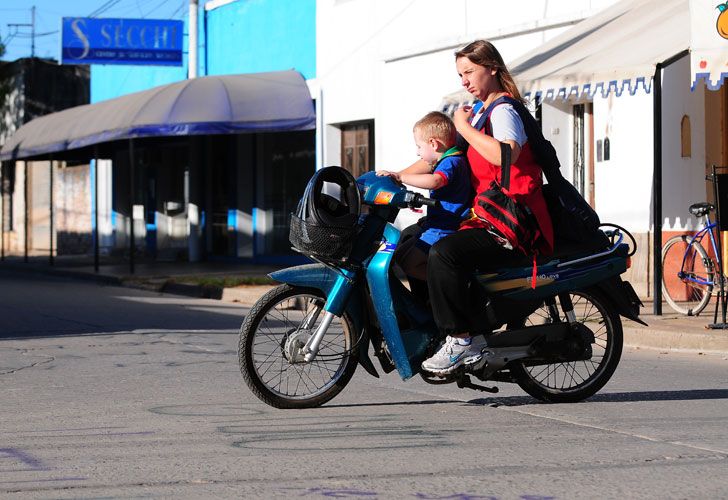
[413,111,456,147]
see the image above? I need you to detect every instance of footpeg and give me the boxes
[456,375,499,393]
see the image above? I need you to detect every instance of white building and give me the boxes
[316,0,728,298]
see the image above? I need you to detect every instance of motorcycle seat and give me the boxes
[486,231,612,270]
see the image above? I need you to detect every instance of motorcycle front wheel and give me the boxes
[238,284,358,409]
[509,289,622,403]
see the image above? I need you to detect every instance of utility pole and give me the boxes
[188,0,198,79]
[31,5,35,58]
[7,5,36,58]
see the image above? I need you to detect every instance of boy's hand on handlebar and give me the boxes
[376,170,402,183]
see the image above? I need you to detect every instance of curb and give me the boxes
[623,323,728,353]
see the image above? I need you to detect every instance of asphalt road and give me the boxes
[1,268,728,499]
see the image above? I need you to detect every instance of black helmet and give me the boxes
[290,167,361,261]
[296,166,360,228]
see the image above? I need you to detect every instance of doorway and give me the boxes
[573,103,595,207]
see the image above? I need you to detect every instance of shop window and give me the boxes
[681,115,691,158]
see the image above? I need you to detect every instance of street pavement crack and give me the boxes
[502,406,728,456]
[0,348,55,375]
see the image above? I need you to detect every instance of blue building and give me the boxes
[0,0,317,267]
[92,0,316,264]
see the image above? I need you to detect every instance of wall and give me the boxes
[91,65,186,103]
[661,55,707,232]
[205,0,315,78]
[592,90,654,232]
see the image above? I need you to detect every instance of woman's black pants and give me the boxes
[427,228,514,337]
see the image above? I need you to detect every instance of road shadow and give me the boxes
[324,399,461,409]
[326,389,728,409]
[467,388,728,406]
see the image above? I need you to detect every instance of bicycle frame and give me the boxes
[679,214,721,287]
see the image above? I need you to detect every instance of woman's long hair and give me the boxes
[455,40,523,103]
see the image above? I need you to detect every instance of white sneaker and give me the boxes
[421,335,487,375]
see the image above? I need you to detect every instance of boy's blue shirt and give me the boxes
[420,146,472,243]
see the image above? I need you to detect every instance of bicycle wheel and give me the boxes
[661,235,714,316]
[510,289,622,403]
[238,284,358,409]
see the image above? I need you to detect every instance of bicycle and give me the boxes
[661,202,724,316]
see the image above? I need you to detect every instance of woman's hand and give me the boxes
[376,170,402,182]
[452,105,473,133]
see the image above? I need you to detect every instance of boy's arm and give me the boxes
[377,158,436,182]
[400,172,446,190]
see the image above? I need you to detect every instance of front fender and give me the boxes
[270,263,341,296]
[269,264,379,378]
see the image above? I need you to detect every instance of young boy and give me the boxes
[378,111,472,282]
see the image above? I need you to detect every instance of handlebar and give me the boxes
[403,192,439,209]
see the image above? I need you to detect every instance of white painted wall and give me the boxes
[317,0,619,170]
[661,55,706,232]
[591,90,654,232]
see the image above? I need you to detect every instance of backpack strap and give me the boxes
[500,142,511,191]
[472,95,513,132]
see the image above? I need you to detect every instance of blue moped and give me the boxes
[238,167,644,409]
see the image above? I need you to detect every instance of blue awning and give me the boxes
[0,69,316,161]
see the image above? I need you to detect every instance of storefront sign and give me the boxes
[61,17,183,66]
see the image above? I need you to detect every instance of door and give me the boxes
[341,121,374,178]
[573,104,586,197]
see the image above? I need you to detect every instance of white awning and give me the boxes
[0,70,315,161]
[511,0,688,100]
[443,0,723,106]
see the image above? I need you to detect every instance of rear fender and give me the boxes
[269,264,379,377]
[589,276,647,326]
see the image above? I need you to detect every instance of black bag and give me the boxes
[542,177,600,244]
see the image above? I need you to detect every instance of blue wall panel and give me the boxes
[91,65,187,103]
[205,0,315,79]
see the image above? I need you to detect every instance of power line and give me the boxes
[143,0,175,19]
[16,31,57,38]
[88,0,122,18]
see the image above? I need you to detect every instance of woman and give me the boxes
[420,40,554,375]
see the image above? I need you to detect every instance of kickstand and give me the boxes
[456,375,499,393]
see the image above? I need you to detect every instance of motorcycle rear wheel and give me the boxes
[510,289,622,403]
[238,284,358,409]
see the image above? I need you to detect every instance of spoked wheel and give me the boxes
[238,284,358,409]
[510,289,622,403]
[661,235,714,316]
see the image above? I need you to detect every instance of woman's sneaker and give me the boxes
[421,335,487,375]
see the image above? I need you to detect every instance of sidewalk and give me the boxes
[2,255,728,353]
